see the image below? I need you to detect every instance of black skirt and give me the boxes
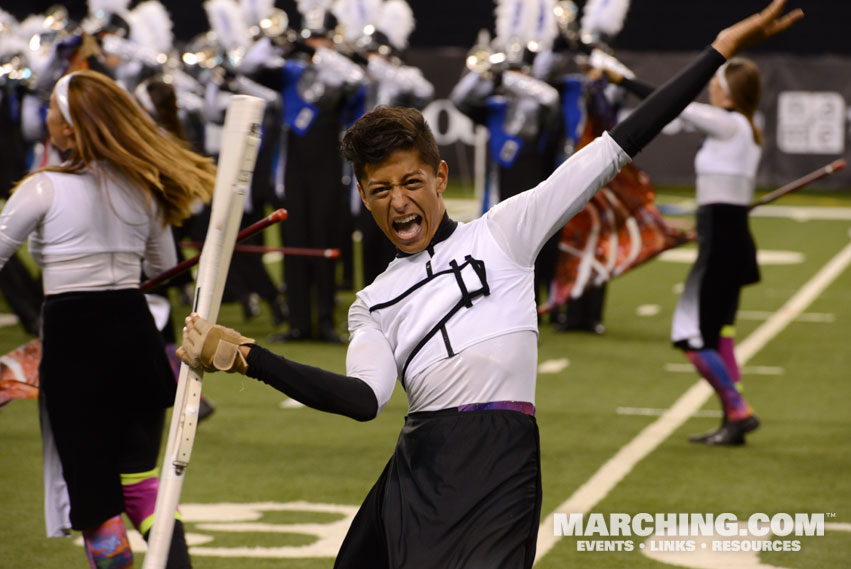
[40,289,176,530]
[335,408,542,569]
[673,204,760,350]
[695,203,760,288]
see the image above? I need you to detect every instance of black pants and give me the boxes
[335,408,542,569]
[282,121,343,336]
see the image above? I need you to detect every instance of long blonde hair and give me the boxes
[722,58,763,146]
[24,70,215,226]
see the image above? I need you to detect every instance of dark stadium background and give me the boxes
[3,0,847,54]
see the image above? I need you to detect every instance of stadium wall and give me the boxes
[408,48,851,190]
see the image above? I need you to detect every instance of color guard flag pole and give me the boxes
[749,158,846,210]
[140,208,289,292]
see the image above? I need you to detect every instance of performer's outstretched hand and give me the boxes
[712,0,804,58]
[178,314,255,374]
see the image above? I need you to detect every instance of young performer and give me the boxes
[603,56,765,445]
[0,70,214,569]
[178,2,801,566]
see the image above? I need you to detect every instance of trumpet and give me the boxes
[258,8,289,39]
[465,29,503,76]
[0,54,34,86]
[43,5,71,33]
[181,32,222,71]
[553,1,581,48]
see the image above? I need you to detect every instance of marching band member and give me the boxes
[269,0,366,343]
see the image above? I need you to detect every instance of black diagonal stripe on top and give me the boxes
[369,260,472,313]
[401,283,491,381]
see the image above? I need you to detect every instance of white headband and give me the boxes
[54,73,75,126]
[715,62,731,97]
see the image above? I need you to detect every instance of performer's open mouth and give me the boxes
[393,214,422,241]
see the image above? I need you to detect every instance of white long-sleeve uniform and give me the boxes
[679,103,761,205]
[346,134,630,413]
[0,165,176,293]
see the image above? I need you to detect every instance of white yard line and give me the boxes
[737,310,835,323]
[664,363,785,375]
[538,358,570,374]
[535,239,851,563]
[654,197,851,221]
[0,313,20,328]
[616,407,723,418]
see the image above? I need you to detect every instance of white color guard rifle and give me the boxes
[142,94,266,569]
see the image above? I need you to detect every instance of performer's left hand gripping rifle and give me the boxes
[142,95,266,569]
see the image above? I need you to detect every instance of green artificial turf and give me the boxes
[0,191,849,568]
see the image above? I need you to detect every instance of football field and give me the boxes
[1,190,849,569]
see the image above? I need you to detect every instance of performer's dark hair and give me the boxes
[341,106,441,183]
[145,79,187,141]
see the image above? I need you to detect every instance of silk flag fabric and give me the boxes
[548,79,691,309]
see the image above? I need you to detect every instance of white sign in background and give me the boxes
[776,91,846,154]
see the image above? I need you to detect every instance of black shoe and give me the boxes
[145,520,192,569]
[268,328,309,343]
[703,415,760,446]
[688,420,726,443]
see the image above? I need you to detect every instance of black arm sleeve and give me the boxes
[245,346,379,422]
[620,77,656,99]
[610,47,726,158]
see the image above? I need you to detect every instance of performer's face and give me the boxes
[358,149,448,254]
[46,94,75,151]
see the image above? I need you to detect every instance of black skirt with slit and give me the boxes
[335,407,542,569]
[40,288,175,530]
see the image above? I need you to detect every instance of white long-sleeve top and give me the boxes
[679,103,762,206]
[0,165,177,295]
[346,133,630,413]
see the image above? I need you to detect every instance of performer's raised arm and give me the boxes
[610,0,801,157]
[486,0,803,267]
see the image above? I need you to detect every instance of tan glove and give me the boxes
[178,316,255,374]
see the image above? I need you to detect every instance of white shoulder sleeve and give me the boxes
[679,102,740,140]
[346,297,398,413]
[486,132,630,267]
[0,174,54,270]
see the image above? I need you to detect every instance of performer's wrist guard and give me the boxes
[181,317,255,374]
[200,325,255,374]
